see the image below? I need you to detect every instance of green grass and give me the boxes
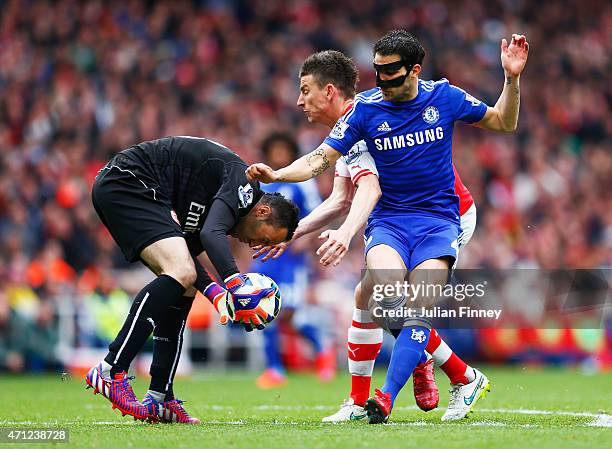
[2,366,611,449]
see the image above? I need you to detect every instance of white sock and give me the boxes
[465,367,476,383]
[100,360,113,378]
[147,390,166,403]
[348,308,383,377]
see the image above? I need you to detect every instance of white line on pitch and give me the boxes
[588,415,612,427]
[2,407,610,427]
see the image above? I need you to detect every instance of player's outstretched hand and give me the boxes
[246,163,277,183]
[501,34,529,77]
[316,228,351,266]
[252,241,290,262]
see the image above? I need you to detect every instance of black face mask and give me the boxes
[374,60,413,88]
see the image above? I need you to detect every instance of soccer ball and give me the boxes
[226,273,282,324]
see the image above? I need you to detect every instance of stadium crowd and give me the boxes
[0,0,610,371]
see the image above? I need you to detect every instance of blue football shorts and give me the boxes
[364,213,460,271]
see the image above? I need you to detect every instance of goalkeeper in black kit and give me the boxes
[85,136,299,423]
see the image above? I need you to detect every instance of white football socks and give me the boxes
[100,360,113,378]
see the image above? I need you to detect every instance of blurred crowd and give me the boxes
[0,0,610,372]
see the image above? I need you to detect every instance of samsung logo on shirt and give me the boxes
[374,126,444,151]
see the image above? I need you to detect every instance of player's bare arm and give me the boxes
[306,147,331,177]
[296,175,353,238]
[476,34,529,132]
[252,175,354,262]
[246,143,342,183]
[317,174,381,266]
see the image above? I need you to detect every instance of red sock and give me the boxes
[350,376,371,406]
[348,308,383,406]
[440,353,470,385]
[425,327,442,354]
[427,328,473,385]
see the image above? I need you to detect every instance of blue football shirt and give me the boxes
[323,79,487,223]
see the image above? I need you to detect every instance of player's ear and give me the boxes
[325,83,335,100]
[255,203,272,218]
[411,64,422,77]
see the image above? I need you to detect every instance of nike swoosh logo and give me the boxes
[463,376,484,406]
[350,412,366,421]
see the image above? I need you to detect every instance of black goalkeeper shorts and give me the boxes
[92,163,184,263]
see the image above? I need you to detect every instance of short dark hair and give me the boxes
[260,192,299,241]
[374,30,425,67]
[261,132,299,161]
[299,50,359,98]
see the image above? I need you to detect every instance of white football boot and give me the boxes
[441,368,491,421]
[322,398,367,422]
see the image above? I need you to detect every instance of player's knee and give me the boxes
[164,264,197,289]
[179,266,198,289]
[368,270,403,294]
[354,282,370,309]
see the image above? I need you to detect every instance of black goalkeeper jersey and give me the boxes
[115,136,263,235]
[109,136,263,280]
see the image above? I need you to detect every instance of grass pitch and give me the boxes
[2,366,611,449]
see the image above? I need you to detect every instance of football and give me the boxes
[226,273,282,323]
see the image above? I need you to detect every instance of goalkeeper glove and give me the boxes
[203,282,232,325]
[225,273,274,331]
